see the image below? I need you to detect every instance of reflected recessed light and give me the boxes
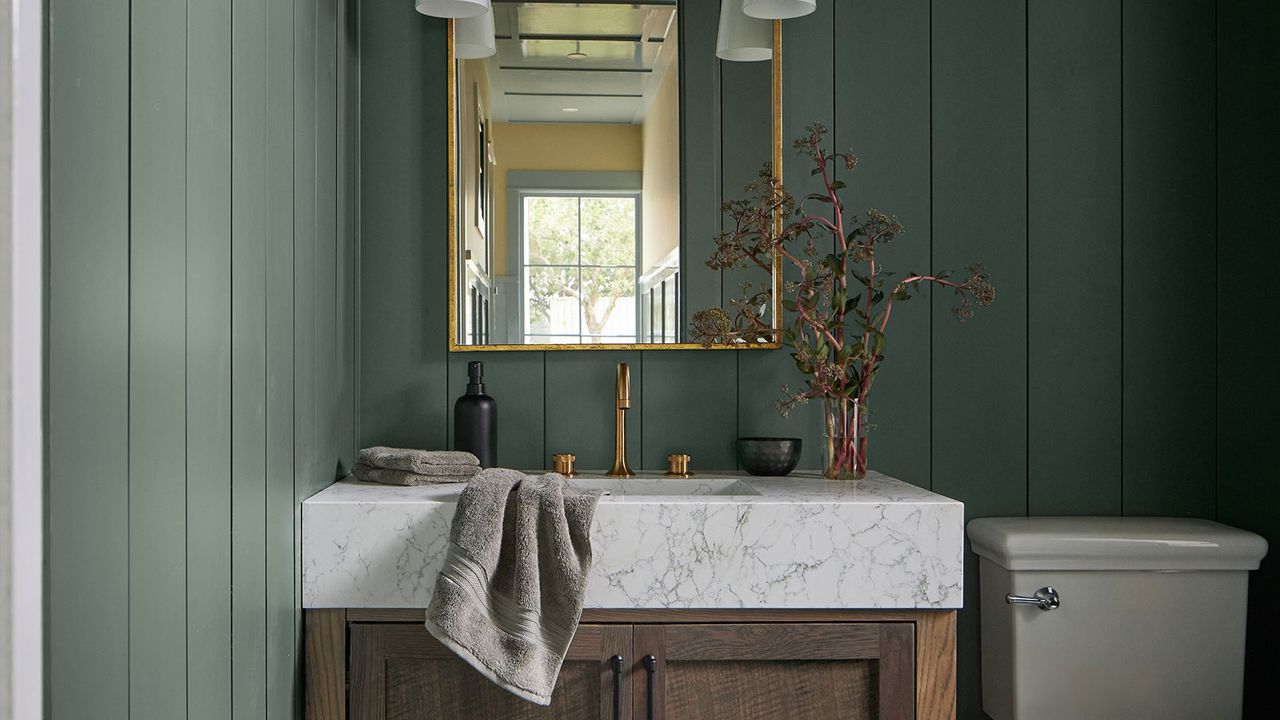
[562,107,580,112]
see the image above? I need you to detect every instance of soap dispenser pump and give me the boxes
[454,361,497,468]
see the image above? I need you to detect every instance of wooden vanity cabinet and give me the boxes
[307,609,956,720]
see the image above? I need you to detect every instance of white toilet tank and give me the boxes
[968,517,1267,720]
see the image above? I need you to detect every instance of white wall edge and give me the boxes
[9,0,43,714]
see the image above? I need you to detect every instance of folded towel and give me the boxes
[425,468,601,705]
[359,446,479,473]
[352,459,477,486]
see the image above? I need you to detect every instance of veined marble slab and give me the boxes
[302,471,964,610]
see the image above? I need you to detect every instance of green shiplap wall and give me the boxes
[1218,1,1280,716]
[357,2,1234,718]
[46,0,356,718]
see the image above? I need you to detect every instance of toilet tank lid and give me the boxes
[967,517,1268,571]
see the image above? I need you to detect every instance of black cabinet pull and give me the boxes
[643,655,657,720]
[611,655,624,720]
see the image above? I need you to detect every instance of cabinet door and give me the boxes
[634,623,914,720]
[350,623,633,720]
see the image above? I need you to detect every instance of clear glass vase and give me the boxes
[823,397,868,480]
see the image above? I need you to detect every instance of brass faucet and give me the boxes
[607,362,635,477]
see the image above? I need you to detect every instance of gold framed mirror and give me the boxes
[448,2,782,351]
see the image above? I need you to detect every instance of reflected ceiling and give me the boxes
[486,2,678,124]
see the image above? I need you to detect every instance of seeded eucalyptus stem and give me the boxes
[694,123,996,479]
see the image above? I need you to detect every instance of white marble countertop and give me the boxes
[302,470,964,610]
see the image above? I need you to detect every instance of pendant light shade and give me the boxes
[742,0,816,20]
[716,0,772,62]
[454,7,497,59]
[415,0,490,19]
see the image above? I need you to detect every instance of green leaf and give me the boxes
[782,298,798,312]
[829,180,847,191]
[870,331,886,356]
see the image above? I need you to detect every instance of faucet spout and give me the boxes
[607,363,635,477]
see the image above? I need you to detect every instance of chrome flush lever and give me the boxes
[1006,586,1060,611]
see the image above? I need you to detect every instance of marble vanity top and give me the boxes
[302,471,964,610]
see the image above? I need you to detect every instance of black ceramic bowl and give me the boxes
[736,437,803,477]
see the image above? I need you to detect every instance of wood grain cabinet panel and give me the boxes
[349,623,632,720]
[311,609,955,720]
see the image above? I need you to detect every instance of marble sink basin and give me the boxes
[303,471,965,611]
[570,476,760,497]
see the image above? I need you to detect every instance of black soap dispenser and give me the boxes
[454,361,497,468]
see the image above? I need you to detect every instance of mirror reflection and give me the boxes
[454,1,682,346]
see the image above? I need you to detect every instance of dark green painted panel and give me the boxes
[931,2,1027,717]
[640,351,738,470]
[265,0,297,716]
[186,0,234,715]
[545,352,642,472]
[231,0,270,715]
[1217,1,1280,712]
[338,0,360,467]
[679,0,722,329]
[447,353,547,470]
[47,0,131,716]
[718,55,772,312]
[834,0,931,488]
[128,0,189,716]
[358,8,450,450]
[292,0,322,716]
[1121,0,1216,517]
[1027,0,1122,515]
[735,3,833,472]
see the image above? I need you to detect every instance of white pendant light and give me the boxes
[454,7,497,59]
[742,0,816,20]
[716,0,772,62]
[415,0,490,20]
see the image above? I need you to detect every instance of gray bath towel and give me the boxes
[360,446,479,473]
[352,459,477,486]
[425,468,601,705]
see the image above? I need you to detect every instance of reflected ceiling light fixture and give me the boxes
[454,7,497,59]
[561,107,580,113]
[716,0,772,62]
[567,41,588,60]
[415,0,490,19]
[742,0,816,20]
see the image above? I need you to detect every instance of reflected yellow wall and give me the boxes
[491,123,643,275]
[641,45,681,273]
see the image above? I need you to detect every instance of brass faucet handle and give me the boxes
[552,453,578,477]
[666,454,692,477]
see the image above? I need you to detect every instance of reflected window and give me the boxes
[522,193,639,344]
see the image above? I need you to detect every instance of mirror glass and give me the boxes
[451,0,777,349]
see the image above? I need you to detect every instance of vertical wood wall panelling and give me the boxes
[447,353,547,470]
[677,0,722,325]
[47,0,131,715]
[544,351,642,472]
[129,0,189,715]
[231,0,270,714]
[834,0,932,488]
[735,3,834,470]
[292,0,321,714]
[186,0,234,714]
[640,351,738,469]
[931,1,1028,716]
[357,9,450,450]
[1121,0,1217,517]
[265,0,297,715]
[338,0,360,466]
[717,47,771,312]
[316,0,340,480]
[1218,2,1280,711]
[1027,0,1123,515]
